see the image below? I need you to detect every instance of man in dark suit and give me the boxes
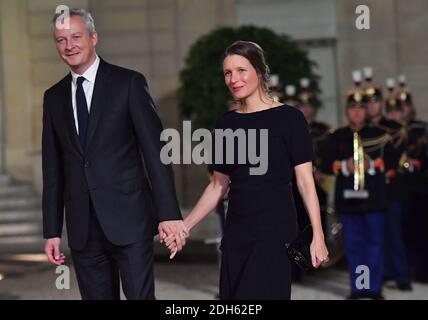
[43,8,187,299]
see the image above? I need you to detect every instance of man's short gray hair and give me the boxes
[52,7,96,34]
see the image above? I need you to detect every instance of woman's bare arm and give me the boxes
[294,161,329,267]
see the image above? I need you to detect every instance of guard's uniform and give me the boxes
[310,121,332,208]
[368,87,411,289]
[321,90,396,299]
[402,117,428,282]
[293,80,331,228]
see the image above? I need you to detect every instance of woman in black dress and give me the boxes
[165,41,328,300]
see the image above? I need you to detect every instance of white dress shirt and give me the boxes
[70,55,100,134]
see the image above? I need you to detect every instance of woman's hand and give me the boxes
[310,235,329,268]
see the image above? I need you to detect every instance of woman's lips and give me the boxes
[232,86,244,92]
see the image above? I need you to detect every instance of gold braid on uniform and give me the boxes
[391,127,408,149]
[375,124,407,149]
[361,133,391,172]
[362,133,391,152]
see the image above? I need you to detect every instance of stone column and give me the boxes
[0,0,33,181]
[0,0,5,173]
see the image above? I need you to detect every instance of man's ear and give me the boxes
[91,32,99,46]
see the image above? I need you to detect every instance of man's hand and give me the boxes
[44,237,65,265]
[346,155,371,173]
[158,220,189,259]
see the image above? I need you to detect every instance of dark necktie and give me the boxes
[76,76,89,149]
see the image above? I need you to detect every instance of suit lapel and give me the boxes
[86,59,111,150]
[61,74,84,156]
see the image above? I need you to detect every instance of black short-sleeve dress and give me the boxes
[211,105,314,300]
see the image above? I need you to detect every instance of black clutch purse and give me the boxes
[285,224,313,271]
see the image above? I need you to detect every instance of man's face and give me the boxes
[402,104,414,123]
[298,104,315,123]
[346,105,366,127]
[367,100,383,119]
[54,16,98,74]
[385,111,403,122]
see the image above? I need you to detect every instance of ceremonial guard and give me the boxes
[384,78,403,123]
[284,84,298,106]
[321,71,396,299]
[363,70,411,290]
[295,78,331,227]
[398,77,428,283]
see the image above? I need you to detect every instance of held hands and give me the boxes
[158,220,189,259]
[310,235,329,268]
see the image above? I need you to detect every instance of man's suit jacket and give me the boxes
[42,59,182,250]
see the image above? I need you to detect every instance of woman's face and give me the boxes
[223,54,261,100]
